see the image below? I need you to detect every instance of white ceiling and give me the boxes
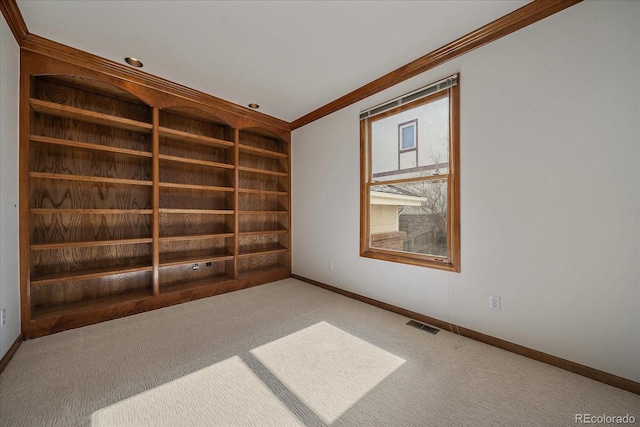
[17,0,528,122]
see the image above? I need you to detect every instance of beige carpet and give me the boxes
[92,355,303,427]
[251,321,405,424]
[92,322,404,426]
[1,278,639,426]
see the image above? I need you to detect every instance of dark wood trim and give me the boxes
[0,334,23,375]
[19,34,290,133]
[359,120,370,256]
[0,0,28,44]
[18,64,31,327]
[290,0,582,130]
[4,0,580,132]
[233,128,240,280]
[292,274,640,396]
[151,107,160,296]
[361,247,457,272]
[448,84,461,270]
[285,129,292,272]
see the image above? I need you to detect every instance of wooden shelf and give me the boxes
[30,208,153,215]
[159,126,234,148]
[159,208,234,215]
[239,230,288,236]
[238,245,288,257]
[239,188,288,196]
[238,166,288,177]
[31,263,154,287]
[30,135,152,158]
[238,210,288,215]
[159,254,234,268]
[159,182,234,192]
[30,98,153,133]
[160,275,234,296]
[31,238,153,250]
[30,172,153,186]
[238,265,289,280]
[239,144,287,159]
[31,288,153,321]
[159,154,234,170]
[159,233,234,242]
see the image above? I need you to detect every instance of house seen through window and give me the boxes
[360,75,460,271]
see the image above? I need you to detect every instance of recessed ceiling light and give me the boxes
[248,103,260,109]
[124,57,143,68]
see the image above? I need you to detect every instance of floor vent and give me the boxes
[406,320,440,335]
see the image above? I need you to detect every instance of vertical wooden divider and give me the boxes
[232,128,240,279]
[19,71,32,326]
[152,107,160,295]
[359,120,369,255]
[286,135,292,269]
[449,84,461,271]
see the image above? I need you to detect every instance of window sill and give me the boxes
[360,249,459,272]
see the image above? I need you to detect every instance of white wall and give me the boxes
[292,1,640,382]
[0,15,21,359]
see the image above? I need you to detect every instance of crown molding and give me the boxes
[3,0,289,131]
[291,0,582,130]
[3,0,582,133]
[0,0,29,43]
[19,33,290,132]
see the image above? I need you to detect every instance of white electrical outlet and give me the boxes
[489,295,501,310]
[330,261,334,271]
[1,308,6,326]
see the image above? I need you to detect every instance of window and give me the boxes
[360,75,460,271]
[399,121,417,151]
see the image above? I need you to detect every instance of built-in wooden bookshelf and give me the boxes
[157,107,236,292]
[20,51,291,337]
[237,129,290,277]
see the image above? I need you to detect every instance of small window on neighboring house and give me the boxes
[399,121,417,151]
[360,74,460,272]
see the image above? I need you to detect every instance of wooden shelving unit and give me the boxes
[20,54,291,337]
[26,73,154,330]
[237,129,290,276]
[157,107,236,291]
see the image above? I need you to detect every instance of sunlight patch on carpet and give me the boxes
[91,356,303,427]
[251,321,405,424]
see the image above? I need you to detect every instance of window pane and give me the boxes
[369,179,447,257]
[371,96,449,182]
[400,124,415,150]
